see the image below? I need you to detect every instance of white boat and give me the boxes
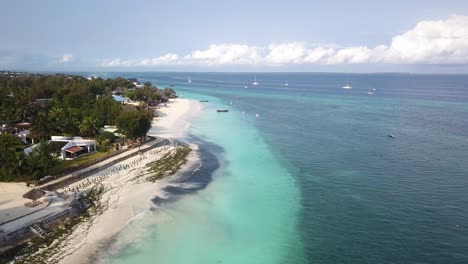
[252,75,259,86]
[256,113,260,118]
[367,91,374,95]
[285,82,289,86]
[244,86,248,89]
[342,85,352,89]
[188,77,192,83]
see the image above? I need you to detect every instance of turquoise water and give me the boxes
[94,73,468,264]
[103,93,305,264]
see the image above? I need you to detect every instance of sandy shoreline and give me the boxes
[3,98,202,264]
[56,98,201,264]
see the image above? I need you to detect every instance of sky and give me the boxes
[2,0,468,73]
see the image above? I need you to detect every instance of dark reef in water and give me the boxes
[151,135,223,206]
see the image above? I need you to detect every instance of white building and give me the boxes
[24,136,97,160]
[51,136,96,160]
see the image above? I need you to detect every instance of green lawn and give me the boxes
[50,147,119,176]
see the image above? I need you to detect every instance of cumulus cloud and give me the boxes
[139,53,179,65]
[59,54,73,63]
[382,15,468,63]
[185,44,263,65]
[265,43,307,64]
[101,53,179,66]
[100,15,468,67]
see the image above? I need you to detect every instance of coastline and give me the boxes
[6,98,203,264]
[61,98,202,264]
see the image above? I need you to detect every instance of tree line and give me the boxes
[0,73,176,182]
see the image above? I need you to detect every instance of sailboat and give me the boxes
[252,75,259,86]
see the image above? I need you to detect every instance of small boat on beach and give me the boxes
[217,109,229,112]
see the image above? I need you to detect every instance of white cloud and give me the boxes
[185,44,263,65]
[382,15,468,63]
[59,54,73,63]
[138,53,179,65]
[100,15,468,67]
[303,48,336,63]
[101,58,129,67]
[265,43,307,64]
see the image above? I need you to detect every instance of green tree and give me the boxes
[96,131,117,145]
[0,134,26,181]
[27,140,58,180]
[79,116,99,137]
[116,111,152,140]
[94,96,122,126]
[30,111,55,140]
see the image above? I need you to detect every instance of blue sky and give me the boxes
[2,0,468,73]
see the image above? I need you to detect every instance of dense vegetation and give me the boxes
[0,73,176,182]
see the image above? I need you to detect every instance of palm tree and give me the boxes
[30,111,55,140]
[79,116,98,137]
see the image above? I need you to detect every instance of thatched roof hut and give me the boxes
[23,188,46,200]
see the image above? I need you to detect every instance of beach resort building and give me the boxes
[112,95,143,106]
[52,136,97,160]
[24,136,97,160]
[0,123,32,144]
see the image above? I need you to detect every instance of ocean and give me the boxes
[93,72,468,264]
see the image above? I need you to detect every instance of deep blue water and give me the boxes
[97,72,468,263]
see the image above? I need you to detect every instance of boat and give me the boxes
[188,77,192,83]
[367,92,374,95]
[252,75,259,86]
[217,109,229,113]
[387,134,396,139]
[285,82,289,86]
[256,113,260,118]
[199,100,209,102]
[343,85,352,89]
[244,86,248,89]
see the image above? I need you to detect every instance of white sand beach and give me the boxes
[2,98,202,264]
[53,98,201,264]
[149,98,199,139]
